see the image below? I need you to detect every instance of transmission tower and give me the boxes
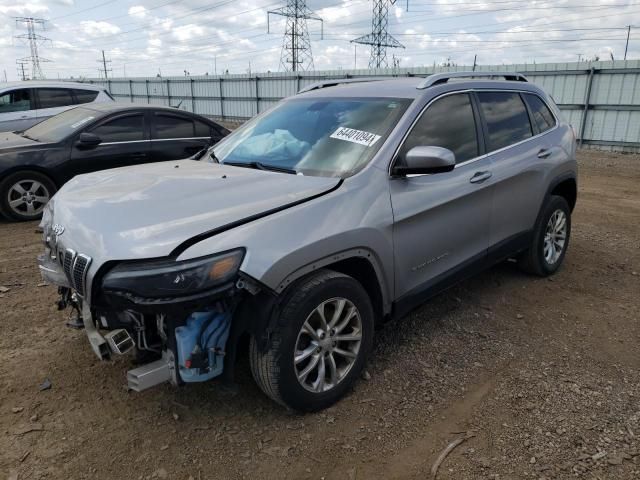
[14,17,51,80]
[268,1,323,72]
[352,0,404,69]
[97,50,112,79]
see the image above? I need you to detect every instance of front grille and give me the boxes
[62,248,92,297]
[63,248,75,277]
[72,255,91,296]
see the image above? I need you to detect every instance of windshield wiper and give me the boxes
[223,161,297,175]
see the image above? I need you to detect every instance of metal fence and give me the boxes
[82,60,640,152]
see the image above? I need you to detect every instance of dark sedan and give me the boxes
[0,104,229,220]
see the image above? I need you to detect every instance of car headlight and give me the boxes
[102,249,244,298]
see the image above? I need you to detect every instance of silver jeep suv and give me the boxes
[38,72,577,412]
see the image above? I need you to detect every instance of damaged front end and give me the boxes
[38,238,269,392]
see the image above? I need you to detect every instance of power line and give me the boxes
[49,0,120,21]
[268,0,323,71]
[353,0,404,68]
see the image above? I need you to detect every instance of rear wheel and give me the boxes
[0,171,56,221]
[250,269,374,412]
[518,195,571,276]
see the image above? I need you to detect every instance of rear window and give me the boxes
[477,91,533,151]
[154,114,195,139]
[523,93,556,133]
[72,89,99,105]
[37,88,74,109]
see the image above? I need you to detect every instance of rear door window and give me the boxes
[477,91,533,151]
[399,93,479,164]
[194,119,212,137]
[72,89,99,105]
[37,88,75,109]
[0,89,32,112]
[154,114,195,139]
[523,93,556,133]
[90,114,145,142]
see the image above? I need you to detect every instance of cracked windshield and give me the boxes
[213,97,411,177]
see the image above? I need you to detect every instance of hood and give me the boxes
[48,160,341,262]
[0,131,42,150]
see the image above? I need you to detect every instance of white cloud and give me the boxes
[80,20,121,37]
[128,5,147,19]
[171,24,205,42]
[0,2,49,15]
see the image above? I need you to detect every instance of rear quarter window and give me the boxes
[477,91,533,151]
[523,93,556,133]
[72,89,99,105]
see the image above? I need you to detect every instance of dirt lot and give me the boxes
[1,150,639,480]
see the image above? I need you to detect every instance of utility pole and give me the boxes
[14,17,51,79]
[354,44,357,69]
[352,0,404,69]
[16,60,29,81]
[98,50,112,79]
[2,70,6,82]
[472,54,477,71]
[624,25,631,60]
[268,0,323,72]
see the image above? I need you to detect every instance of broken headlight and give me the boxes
[102,249,244,298]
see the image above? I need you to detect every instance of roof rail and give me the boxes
[417,71,528,89]
[298,77,388,94]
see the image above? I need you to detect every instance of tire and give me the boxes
[0,170,56,221]
[518,195,571,276]
[250,269,374,412]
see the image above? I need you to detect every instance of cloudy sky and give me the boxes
[1,0,639,80]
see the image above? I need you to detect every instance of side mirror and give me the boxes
[76,132,102,148]
[392,146,456,176]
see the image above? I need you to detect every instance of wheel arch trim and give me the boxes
[274,247,392,316]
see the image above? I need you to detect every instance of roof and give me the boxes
[296,73,545,100]
[0,80,105,91]
[298,77,427,99]
[75,103,221,123]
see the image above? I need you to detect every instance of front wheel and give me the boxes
[518,195,571,276]
[250,269,374,412]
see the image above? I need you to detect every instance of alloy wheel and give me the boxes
[7,179,51,217]
[294,297,363,393]
[543,209,567,265]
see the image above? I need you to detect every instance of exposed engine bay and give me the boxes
[38,237,267,393]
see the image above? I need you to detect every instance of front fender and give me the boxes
[176,168,395,312]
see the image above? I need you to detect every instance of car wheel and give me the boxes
[518,195,571,276]
[250,269,374,412]
[0,171,56,222]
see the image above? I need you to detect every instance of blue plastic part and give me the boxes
[174,310,231,383]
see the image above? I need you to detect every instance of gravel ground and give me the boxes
[0,150,639,480]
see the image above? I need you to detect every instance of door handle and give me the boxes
[537,148,552,159]
[131,152,147,159]
[469,171,492,184]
